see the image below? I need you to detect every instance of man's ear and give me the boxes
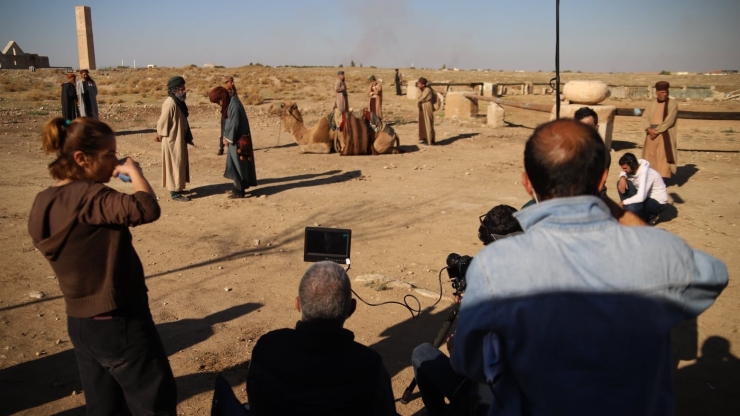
[522,172,535,197]
[597,169,608,194]
[294,296,301,313]
[347,298,356,319]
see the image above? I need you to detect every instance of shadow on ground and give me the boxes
[665,164,699,188]
[611,140,639,151]
[116,128,157,136]
[0,303,260,414]
[436,133,480,146]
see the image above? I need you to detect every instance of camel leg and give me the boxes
[299,143,333,154]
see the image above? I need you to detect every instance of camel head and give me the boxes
[268,101,303,122]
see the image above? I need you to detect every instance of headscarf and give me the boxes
[79,69,94,84]
[66,73,76,81]
[369,75,376,81]
[167,76,186,91]
[209,86,231,118]
[223,76,237,95]
[655,81,670,91]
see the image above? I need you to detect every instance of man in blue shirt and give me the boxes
[451,119,728,416]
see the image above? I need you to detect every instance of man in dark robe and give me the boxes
[76,69,99,118]
[61,73,79,120]
[212,87,257,198]
[395,69,403,96]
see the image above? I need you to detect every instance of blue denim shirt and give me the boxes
[451,196,728,416]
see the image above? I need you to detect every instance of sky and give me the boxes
[1,0,739,72]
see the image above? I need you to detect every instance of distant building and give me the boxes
[204,63,217,68]
[0,41,50,69]
[147,64,157,69]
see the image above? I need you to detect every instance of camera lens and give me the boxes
[446,253,461,267]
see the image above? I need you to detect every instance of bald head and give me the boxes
[524,119,607,200]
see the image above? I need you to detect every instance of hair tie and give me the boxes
[64,119,71,126]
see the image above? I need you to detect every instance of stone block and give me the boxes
[483,82,497,97]
[444,92,478,119]
[407,80,419,100]
[562,80,609,105]
[550,104,617,150]
[487,103,505,128]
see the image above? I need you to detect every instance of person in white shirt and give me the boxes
[617,152,668,224]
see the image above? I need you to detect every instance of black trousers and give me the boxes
[68,296,177,415]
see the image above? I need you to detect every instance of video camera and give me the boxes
[446,253,473,295]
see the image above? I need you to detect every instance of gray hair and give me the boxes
[298,261,352,322]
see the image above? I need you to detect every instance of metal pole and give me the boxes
[555,0,560,119]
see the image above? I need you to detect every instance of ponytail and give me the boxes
[42,117,69,155]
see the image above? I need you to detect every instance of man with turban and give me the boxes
[61,73,79,121]
[642,81,678,179]
[417,77,436,145]
[76,69,99,118]
[210,86,257,198]
[155,76,192,202]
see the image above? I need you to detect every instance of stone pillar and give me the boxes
[482,82,497,97]
[444,92,478,119]
[487,103,505,128]
[75,6,96,70]
[550,104,617,150]
[407,80,419,100]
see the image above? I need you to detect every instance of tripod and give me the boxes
[400,304,459,404]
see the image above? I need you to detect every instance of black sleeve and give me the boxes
[372,365,398,416]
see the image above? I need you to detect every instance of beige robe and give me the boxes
[367,81,383,119]
[642,98,678,178]
[334,79,348,112]
[157,97,190,191]
[417,87,435,144]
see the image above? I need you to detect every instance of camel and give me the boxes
[268,101,400,155]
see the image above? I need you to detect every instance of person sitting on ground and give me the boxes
[411,205,522,416]
[617,152,668,224]
[247,261,397,416]
[451,119,727,416]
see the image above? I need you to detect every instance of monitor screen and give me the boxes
[304,227,351,263]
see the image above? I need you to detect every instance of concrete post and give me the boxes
[407,80,419,100]
[444,92,478,119]
[75,6,96,70]
[487,103,505,128]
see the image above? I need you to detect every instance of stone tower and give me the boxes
[75,6,96,70]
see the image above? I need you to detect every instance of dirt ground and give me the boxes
[0,68,739,415]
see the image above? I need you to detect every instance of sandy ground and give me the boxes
[0,71,739,415]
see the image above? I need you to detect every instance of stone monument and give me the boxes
[75,6,96,70]
[550,80,616,150]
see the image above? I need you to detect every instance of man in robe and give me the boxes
[334,70,349,115]
[367,75,383,119]
[76,69,99,118]
[417,77,435,145]
[211,86,257,198]
[642,81,678,179]
[61,73,79,121]
[394,69,403,96]
[155,76,192,202]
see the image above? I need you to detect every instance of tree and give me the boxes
[441,64,446,70]
[350,60,355,67]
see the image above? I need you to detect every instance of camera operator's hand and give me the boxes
[446,333,455,353]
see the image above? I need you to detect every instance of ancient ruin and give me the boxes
[0,41,50,69]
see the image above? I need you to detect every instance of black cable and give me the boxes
[349,266,449,320]
[555,0,561,119]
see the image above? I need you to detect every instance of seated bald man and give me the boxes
[451,119,727,416]
[247,261,397,416]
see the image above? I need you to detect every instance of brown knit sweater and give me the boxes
[28,181,160,318]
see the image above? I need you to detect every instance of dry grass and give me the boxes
[1,66,739,111]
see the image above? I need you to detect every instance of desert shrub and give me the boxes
[242,86,263,106]
[659,70,671,75]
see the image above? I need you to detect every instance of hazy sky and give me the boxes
[1,0,738,72]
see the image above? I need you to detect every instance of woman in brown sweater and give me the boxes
[28,118,177,415]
